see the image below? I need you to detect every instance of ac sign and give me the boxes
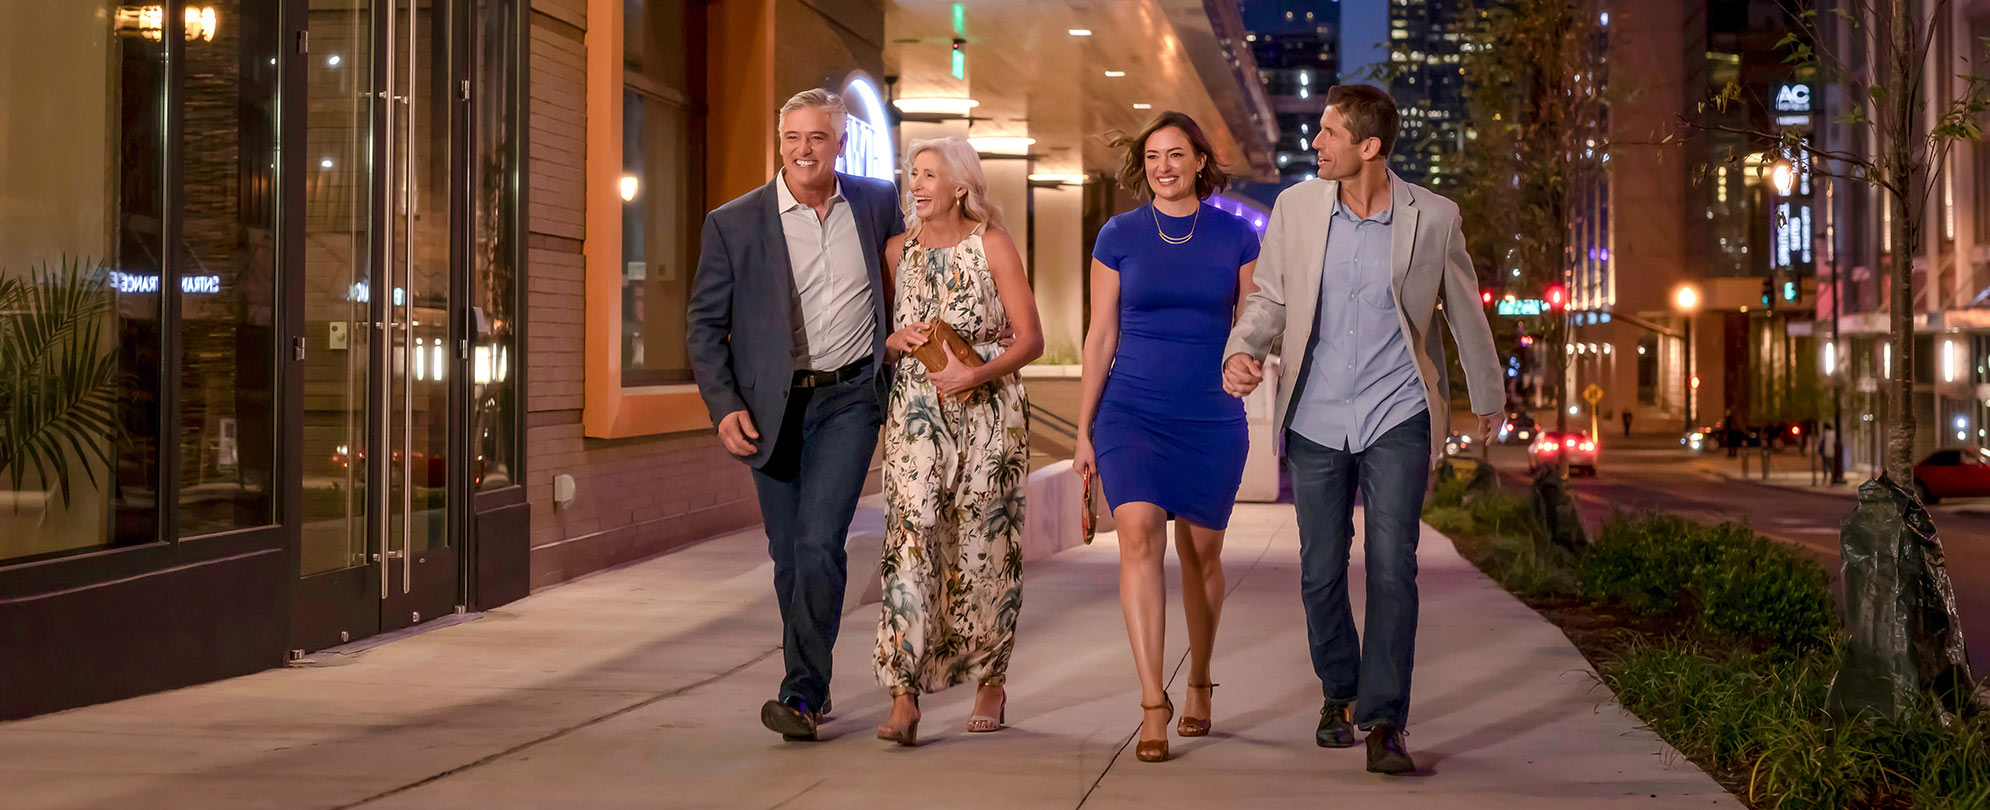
[1773,83,1812,113]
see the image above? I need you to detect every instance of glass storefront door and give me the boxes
[294,0,467,649]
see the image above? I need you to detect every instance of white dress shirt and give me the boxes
[775,170,875,372]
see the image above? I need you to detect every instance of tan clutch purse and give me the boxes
[911,317,984,373]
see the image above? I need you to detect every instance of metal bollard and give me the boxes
[1761,445,1771,480]
[1742,450,1751,477]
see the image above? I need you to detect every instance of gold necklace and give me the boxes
[1153,204,1199,245]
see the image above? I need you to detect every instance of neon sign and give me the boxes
[837,73,896,183]
[109,271,221,295]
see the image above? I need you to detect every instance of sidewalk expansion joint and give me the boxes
[330,644,785,810]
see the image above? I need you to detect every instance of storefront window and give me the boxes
[0,2,168,562]
[178,0,279,536]
[472,0,520,490]
[620,0,704,385]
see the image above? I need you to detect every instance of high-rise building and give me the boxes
[1387,0,1467,188]
[1240,1,1340,184]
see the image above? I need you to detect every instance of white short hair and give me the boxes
[779,89,847,139]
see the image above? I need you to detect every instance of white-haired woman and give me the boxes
[872,137,1043,746]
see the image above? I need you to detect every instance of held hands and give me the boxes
[927,348,983,398]
[1222,353,1265,398]
[887,322,933,356]
[718,409,760,457]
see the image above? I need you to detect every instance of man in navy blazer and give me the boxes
[687,88,902,741]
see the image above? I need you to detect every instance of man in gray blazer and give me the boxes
[687,88,902,742]
[1222,85,1505,775]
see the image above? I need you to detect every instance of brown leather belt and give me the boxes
[791,357,871,389]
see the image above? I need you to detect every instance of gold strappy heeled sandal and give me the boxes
[876,687,920,746]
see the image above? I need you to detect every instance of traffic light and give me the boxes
[1783,280,1799,303]
[1545,284,1567,312]
[1761,277,1774,307]
[1481,289,1493,306]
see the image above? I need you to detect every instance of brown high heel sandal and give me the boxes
[1135,693,1174,762]
[1177,682,1218,737]
[876,688,920,746]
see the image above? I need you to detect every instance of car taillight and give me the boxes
[1563,439,1576,449]
[1580,442,1595,451]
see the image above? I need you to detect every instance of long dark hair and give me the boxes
[1106,111,1230,201]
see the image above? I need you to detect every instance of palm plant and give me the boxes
[0,257,124,507]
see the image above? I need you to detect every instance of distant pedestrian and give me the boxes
[1621,409,1633,438]
[1820,422,1839,472]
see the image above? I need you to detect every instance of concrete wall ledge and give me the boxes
[1020,364,1081,379]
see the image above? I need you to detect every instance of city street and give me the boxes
[1479,422,1990,673]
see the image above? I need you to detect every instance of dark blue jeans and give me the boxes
[1285,410,1430,730]
[750,371,881,708]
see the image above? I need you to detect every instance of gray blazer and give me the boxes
[1225,174,1505,466]
[687,172,903,469]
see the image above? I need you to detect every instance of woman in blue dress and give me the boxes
[1075,111,1259,763]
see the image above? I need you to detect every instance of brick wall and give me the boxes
[520,0,885,592]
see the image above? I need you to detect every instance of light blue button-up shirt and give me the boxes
[1288,198,1429,452]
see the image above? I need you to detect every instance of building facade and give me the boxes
[1815,0,1990,475]
[0,0,889,720]
[1241,0,1340,185]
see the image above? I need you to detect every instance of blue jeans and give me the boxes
[751,370,881,708]
[1285,410,1430,730]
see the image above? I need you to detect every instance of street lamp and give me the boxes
[1771,160,1797,196]
[1674,284,1701,433]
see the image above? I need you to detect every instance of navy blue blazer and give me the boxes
[686,172,903,469]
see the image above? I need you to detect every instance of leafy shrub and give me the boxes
[1606,641,1990,810]
[1697,535,1835,652]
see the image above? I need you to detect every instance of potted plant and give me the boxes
[0,257,124,558]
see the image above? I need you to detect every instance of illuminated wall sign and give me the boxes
[1497,299,1547,317]
[109,271,221,295]
[1773,83,1812,113]
[837,73,896,183]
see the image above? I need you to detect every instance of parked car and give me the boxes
[1443,430,1478,457]
[1913,447,1990,504]
[1529,431,1598,476]
[1681,426,1717,453]
[1498,411,1540,445]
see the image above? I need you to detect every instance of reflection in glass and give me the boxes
[391,0,452,555]
[179,0,279,537]
[0,2,165,562]
[472,0,519,491]
[300,0,373,576]
[620,0,702,383]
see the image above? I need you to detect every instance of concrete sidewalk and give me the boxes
[0,501,1736,809]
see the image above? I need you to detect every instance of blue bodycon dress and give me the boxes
[1090,203,1261,529]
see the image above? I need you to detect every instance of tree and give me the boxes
[1684,0,1987,721]
[1692,0,1990,482]
[1454,0,1611,472]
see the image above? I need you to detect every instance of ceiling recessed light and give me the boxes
[1068,28,1092,36]
[1104,70,1126,78]
[319,158,334,169]
[969,136,1036,156]
[1029,172,1087,185]
[893,97,980,116]
[1133,103,1153,110]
